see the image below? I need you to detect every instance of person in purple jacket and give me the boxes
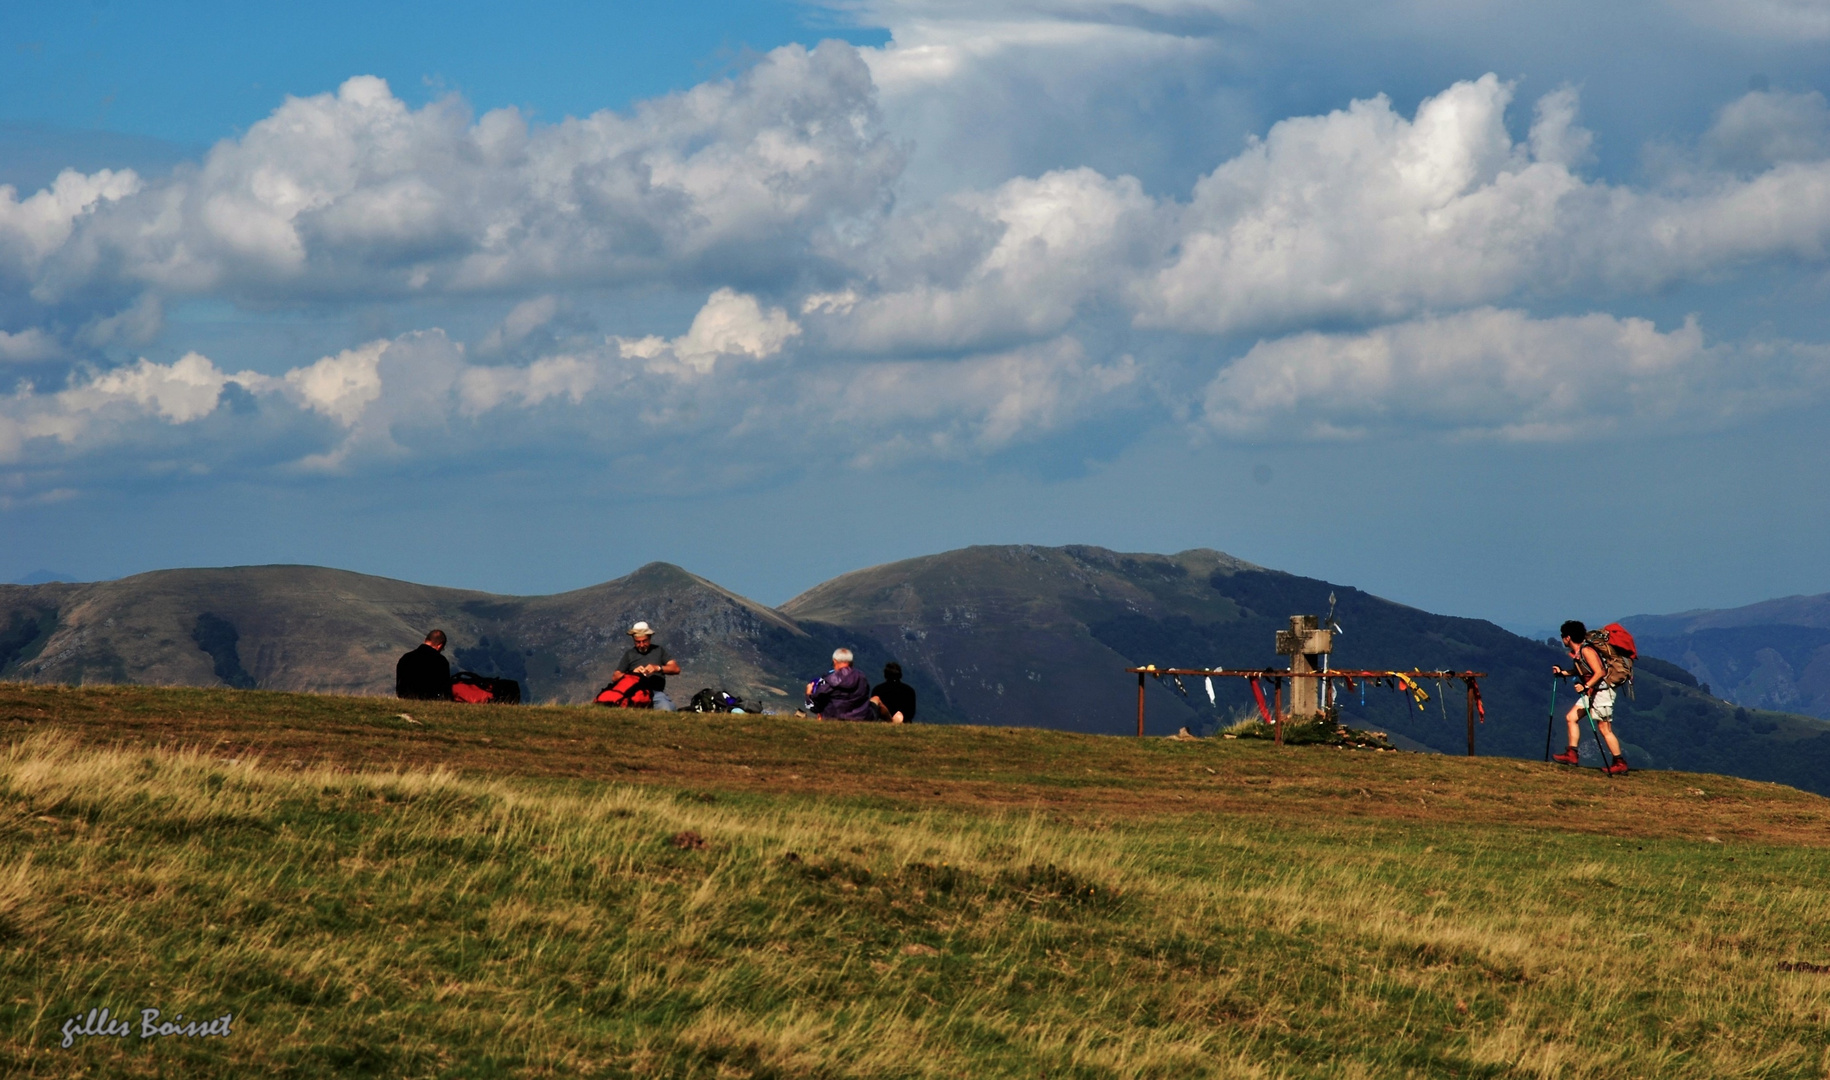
[806,648,875,720]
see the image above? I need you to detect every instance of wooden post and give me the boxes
[1137,672,1146,737]
[1465,681,1476,757]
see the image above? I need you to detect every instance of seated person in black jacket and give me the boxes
[871,661,917,724]
[396,629,451,700]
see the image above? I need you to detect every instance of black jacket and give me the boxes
[872,678,917,721]
[396,644,451,700]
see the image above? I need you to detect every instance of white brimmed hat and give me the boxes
[628,621,654,637]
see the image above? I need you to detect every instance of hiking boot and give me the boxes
[1607,758,1630,776]
[1551,749,1580,765]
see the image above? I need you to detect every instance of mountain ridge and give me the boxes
[0,562,820,709]
[5,546,1830,793]
[1624,591,1830,721]
[1625,592,1830,636]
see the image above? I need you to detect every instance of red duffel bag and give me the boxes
[594,672,652,707]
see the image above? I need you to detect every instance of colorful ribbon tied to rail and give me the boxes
[1390,672,1430,711]
[1247,677,1275,724]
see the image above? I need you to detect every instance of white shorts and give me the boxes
[1578,685,1616,721]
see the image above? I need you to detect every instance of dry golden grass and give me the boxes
[2,685,1829,1077]
[5,682,1829,844]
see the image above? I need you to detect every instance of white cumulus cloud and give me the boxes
[615,289,802,377]
[1701,89,1830,172]
[0,352,264,464]
[831,335,1139,464]
[0,328,62,363]
[0,168,140,287]
[282,342,386,426]
[1140,75,1580,334]
[25,42,901,305]
[70,353,234,424]
[1202,308,1830,440]
[819,167,1160,353]
[1132,76,1830,336]
[11,43,1830,496]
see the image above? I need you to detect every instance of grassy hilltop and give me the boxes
[5,685,1830,1078]
[8,546,1830,796]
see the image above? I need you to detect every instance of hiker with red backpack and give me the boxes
[595,621,680,709]
[1551,620,1636,775]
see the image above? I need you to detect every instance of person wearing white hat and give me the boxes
[806,647,874,721]
[613,621,680,709]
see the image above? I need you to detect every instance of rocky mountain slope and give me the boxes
[0,564,820,710]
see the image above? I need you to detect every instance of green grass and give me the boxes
[1219,713,1396,748]
[4,686,1830,1077]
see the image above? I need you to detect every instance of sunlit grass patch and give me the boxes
[2,698,1830,1076]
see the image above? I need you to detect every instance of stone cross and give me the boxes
[1274,615,1334,718]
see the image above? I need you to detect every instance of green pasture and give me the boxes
[2,687,1829,1077]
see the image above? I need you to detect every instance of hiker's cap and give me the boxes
[629,621,654,638]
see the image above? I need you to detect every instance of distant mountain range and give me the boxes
[0,563,825,710]
[1625,594,1830,722]
[5,546,1829,793]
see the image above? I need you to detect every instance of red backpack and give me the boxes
[594,673,652,708]
[449,671,522,704]
[1584,623,1637,689]
[452,681,493,704]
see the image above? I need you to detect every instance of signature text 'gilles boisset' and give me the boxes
[60,1007,234,1048]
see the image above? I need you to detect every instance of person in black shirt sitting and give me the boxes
[614,621,681,710]
[396,629,451,700]
[870,661,917,724]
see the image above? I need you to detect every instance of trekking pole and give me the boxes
[1582,703,1615,773]
[1544,677,1559,762]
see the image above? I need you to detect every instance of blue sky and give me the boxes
[1,2,883,148]
[3,0,1829,636]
